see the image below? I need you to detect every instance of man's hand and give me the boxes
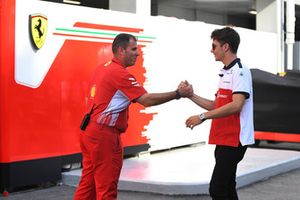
[178,80,193,98]
[185,115,202,130]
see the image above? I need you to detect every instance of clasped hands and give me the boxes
[177,80,193,98]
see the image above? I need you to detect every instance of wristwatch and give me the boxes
[175,89,181,100]
[199,113,206,122]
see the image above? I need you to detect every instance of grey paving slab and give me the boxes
[62,144,300,195]
[4,168,300,200]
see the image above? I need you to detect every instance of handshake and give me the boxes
[176,80,193,98]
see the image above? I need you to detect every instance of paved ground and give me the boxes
[1,167,300,200]
[63,142,300,196]
[2,142,300,200]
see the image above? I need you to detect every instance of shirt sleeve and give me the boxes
[232,67,251,99]
[116,70,147,101]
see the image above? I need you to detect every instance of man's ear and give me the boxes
[119,46,126,55]
[223,43,230,52]
[115,46,125,57]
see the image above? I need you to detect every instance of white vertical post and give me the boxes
[286,0,295,71]
[276,0,285,74]
[109,0,151,16]
[136,0,151,16]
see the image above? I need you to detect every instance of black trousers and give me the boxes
[209,144,247,200]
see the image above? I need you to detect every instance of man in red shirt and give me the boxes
[185,27,254,200]
[74,33,193,200]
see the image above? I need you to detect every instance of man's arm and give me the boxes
[186,93,246,129]
[189,94,215,111]
[135,84,193,107]
[204,93,245,119]
[135,91,179,107]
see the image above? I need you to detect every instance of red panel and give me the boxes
[255,131,300,143]
[0,2,152,163]
[0,0,16,162]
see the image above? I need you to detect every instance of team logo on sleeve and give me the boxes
[104,60,112,67]
[90,84,96,98]
[30,14,48,49]
[129,77,141,86]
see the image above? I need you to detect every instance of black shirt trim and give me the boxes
[223,58,241,70]
[232,91,250,99]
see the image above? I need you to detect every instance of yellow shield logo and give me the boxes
[30,14,48,49]
[90,84,96,98]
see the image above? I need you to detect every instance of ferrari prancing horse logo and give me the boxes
[30,14,48,49]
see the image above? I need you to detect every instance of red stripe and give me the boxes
[138,40,152,43]
[53,32,152,43]
[255,131,300,142]
[53,32,114,41]
[74,22,143,33]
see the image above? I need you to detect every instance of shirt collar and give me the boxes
[223,58,240,70]
[112,57,125,68]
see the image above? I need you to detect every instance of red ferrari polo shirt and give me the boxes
[86,58,147,134]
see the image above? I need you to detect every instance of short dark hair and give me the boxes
[210,27,240,54]
[112,33,137,54]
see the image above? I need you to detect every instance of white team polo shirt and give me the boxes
[209,58,255,147]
